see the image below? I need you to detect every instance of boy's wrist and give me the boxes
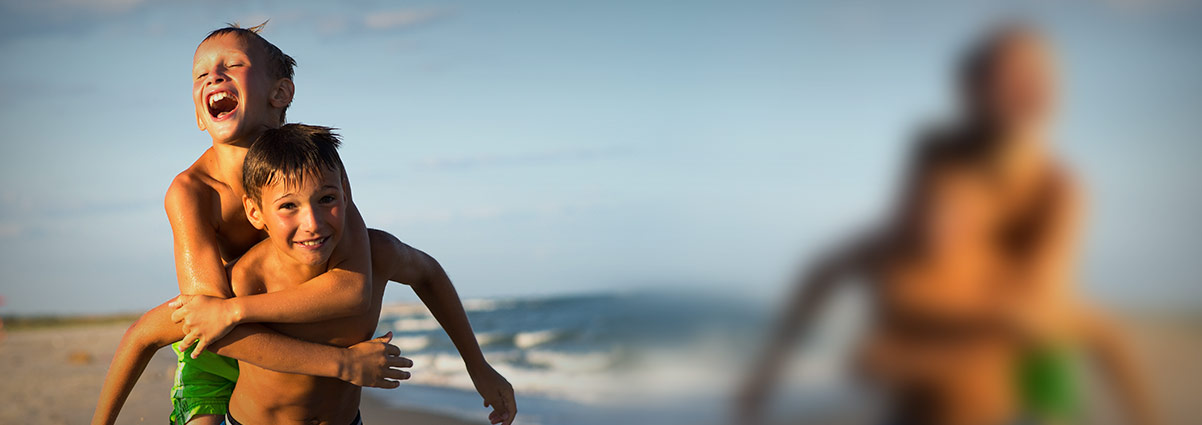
[463,355,491,376]
[226,298,247,325]
[334,348,352,382]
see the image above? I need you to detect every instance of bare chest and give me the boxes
[211,187,265,262]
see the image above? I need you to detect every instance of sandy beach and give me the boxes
[2,313,1200,425]
[0,322,481,425]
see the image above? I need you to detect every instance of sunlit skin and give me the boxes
[231,166,516,425]
[192,33,291,145]
[738,26,1157,425]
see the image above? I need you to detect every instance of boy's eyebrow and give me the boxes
[273,192,295,203]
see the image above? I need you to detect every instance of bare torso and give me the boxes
[855,141,1073,425]
[225,233,392,425]
[178,148,265,263]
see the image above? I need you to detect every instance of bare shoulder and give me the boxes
[229,240,272,295]
[367,229,403,272]
[164,151,219,218]
[363,229,401,278]
[368,229,402,253]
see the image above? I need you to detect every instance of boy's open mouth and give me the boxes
[206,90,239,120]
[295,236,330,250]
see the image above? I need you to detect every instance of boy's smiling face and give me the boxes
[244,167,346,268]
[192,34,286,143]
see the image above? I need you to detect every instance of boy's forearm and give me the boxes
[228,202,372,325]
[207,323,348,380]
[412,273,488,371]
[228,269,368,324]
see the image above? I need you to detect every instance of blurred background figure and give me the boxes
[735,23,1158,425]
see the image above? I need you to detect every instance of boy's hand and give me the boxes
[169,294,238,357]
[470,363,517,425]
[340,332,413,388]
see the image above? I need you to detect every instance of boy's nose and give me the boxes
[205,71,227,86]
[299,207,319,232]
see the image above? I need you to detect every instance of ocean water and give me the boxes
[364,292,866,425]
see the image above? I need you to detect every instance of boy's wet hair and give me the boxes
[203,21,297,123]
[243,124,344,203]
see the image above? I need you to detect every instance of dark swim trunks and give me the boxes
[225,411,362,425]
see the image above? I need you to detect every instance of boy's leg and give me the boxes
[92,301,183,425]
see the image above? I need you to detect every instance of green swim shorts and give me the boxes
[169,341,240,425]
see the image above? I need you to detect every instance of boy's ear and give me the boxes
[196,108,207,131]
[242,195,266,230]
[270,78,295,111]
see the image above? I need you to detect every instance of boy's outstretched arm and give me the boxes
[167,176,373,356]
[92,301,410,425]
[376,230,517,425]
[734,236,872,424]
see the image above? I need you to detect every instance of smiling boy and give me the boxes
[217,124,514,424]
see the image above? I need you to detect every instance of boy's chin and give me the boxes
[205,120,255,143]
[289,250,332,267]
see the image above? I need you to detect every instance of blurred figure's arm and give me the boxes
[1078,307,1160,425]
[734,236,875,423]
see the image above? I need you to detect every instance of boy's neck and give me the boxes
[210,143,250,195]
[207,127,269,192]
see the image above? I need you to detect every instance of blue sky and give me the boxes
[1,0,1200,315]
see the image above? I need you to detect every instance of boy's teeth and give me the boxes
[209,92,228,106]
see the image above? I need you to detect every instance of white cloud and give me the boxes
[363,8,450,31]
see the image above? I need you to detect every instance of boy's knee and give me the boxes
[124,304,177,349]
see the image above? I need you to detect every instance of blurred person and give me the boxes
[735,23,1157,425]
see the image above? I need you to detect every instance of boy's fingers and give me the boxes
[503,389,517,425]
[384,344,401,357]
[170,309,185,323]
[181,331,199,349]
[374,331,393,343]
[170,295,191,308]
[388,356,413,368]
[384,369,410,381]
[192,338,209,357]
[380,379,400,389]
